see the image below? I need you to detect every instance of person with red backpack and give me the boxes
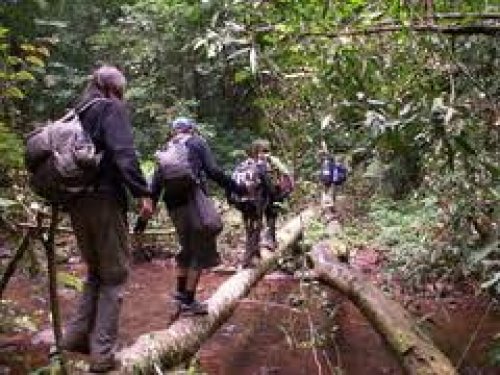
[140,117,245,316]
[229,139,274,267]
[257,140,294,250]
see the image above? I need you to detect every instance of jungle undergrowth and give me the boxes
[341,193,498,299]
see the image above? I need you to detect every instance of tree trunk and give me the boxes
[114,208,316,374]
[311,243,456,375]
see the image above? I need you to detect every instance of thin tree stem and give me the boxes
[0,230,31,298]
[43,205,68,375]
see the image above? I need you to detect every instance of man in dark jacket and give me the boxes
[148,117,244,316]
[60,65,153,373]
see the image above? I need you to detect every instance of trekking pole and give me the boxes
[43,204,68,374]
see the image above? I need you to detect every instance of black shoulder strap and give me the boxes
[76,97,110,115]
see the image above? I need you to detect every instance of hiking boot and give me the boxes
[60,332,90,355]
[172,291,185,301]
[179,300,209,316]
[261,230,277,250]
[89,354,119,373]
[261,238,277,251]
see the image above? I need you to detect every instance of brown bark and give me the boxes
[114,208,316,374]
[311,243,456,375]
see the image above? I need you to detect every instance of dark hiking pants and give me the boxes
[265,201,282,244]
[169,202,220,270]
[65,194,129,359]
[242,211,263,265]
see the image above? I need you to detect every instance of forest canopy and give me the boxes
[0,0,498,291]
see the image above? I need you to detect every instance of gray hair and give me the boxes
[93,65,126,98]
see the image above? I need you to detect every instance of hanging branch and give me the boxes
[430,12,500,20]
[299,23,500,38]
[252,13,500,39]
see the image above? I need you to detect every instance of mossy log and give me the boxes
[311,243,457,375]
[114,208,316,374]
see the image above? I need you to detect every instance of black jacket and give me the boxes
[77,94,150,209]
[151,134,238,210]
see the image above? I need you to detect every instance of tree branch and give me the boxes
[301,23,500,38]
[431,12,500,20]
[311,242,457,375]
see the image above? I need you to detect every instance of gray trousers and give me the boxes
[64,194,129,358]
[243,212,263,264]
[169,202,220,270]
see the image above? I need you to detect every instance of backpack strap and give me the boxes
[55,98,110,124]
[75,97,110,116]
[75,98,110,193]
[170,133,192,145]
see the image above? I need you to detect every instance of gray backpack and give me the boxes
[155,134,198,199]
[25,98,108,203]
[229,158,267,213]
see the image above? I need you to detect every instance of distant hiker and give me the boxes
[320,152,335,209]
[145,117,245,316]
[229,139,273,267]
[320,153,347,209]
[60,65,153,373]
[257,140,294,250]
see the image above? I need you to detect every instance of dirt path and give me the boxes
[0,262,404,374]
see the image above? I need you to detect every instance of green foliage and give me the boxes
[0,122,23,169]
[56,271,83,292]
[343,196,442,272]
[346,193,499,295]
[303,218,329,246]
[365,197,439,260]
[0,0,499,366]
[0,26,48,177]
[488,336,500,366]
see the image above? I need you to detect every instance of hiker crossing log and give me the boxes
[114,208,316,374]
[311,243,457,375]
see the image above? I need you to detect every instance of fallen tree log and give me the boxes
[311,242,456,375]
[114,208,316,374]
